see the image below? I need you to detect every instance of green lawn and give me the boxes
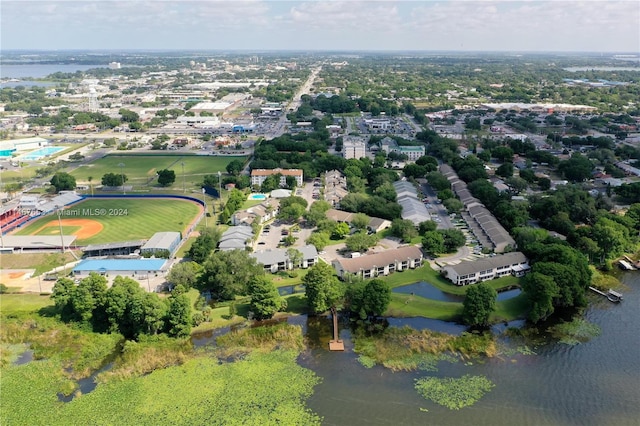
[15,198,201,245]
[0,294,54,314]
[70,154,247,189]
[386,293,462,321]
[380,263,520,295]
[379,264,526,321]
[0,252,77,276]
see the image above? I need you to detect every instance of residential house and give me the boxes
[442,252,529,285]
[231,199,279,226]
[251,245,318,273]
[218,226,254,251]
[251,168,304,188]
[332,245,423,279]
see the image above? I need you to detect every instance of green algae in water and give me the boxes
[415,375,495,410]
[357,355,376,369]
[550,319,602,345]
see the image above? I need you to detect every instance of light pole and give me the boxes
[55,205,65,253]
[201,187,208,228]
[118,163,125,195]
[181,161,185,194]
[217,170,222,214]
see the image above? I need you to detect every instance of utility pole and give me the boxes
[181,161,185,194]
[118,163,125,195]
[201,187,208,228]
[56,205,65,253]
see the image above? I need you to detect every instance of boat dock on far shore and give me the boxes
[589,286,623,303]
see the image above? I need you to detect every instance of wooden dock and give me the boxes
[589,287,623,303]
[328,307,344,351]
[618,259,636,271]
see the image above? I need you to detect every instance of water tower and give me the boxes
[87,86,98,112]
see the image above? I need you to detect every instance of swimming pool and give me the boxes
[18,146,65,161]
[248,193,267,201]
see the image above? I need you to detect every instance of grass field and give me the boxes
[70,154,247,189]
[0,252,77,276]
[14,198,201,245]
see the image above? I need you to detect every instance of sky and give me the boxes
[1,1,639,53]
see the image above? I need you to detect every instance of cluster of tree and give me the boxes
[462,283,497,327]
[225,159,245,176]
[303,263,345,315]
[51,273,192,339]
[557,153,594,182]
[157,169,176,187]
[250,133,337,179]
[614,182,640,203]
[186,227,222,263]
[422,228,466,256]
[402,155,439,179]
[219,189,249,224]
[50,172,76,192]
[345,231,379,253]
[529,185,601,233]
[102,172,128,187]
[452,155,487,183]
[277,196,308,223]
[339,193,401,221]
[306,94,358,114]
[345,279,391,320]
[197,249,265,300]
[517,237,592,323]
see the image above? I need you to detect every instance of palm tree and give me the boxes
[87,176,93,196]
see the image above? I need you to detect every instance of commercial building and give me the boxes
[140,231,181,257]
[0,137,49,156]
[332,245,423,279]
[0,235,77,253]
[442,252,529,286]
[72,258,168,278]
[381,137,425,162]
[342,137,366,159]
[364,118,390,130]
[251,168,303,188]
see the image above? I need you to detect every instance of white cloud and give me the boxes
[407,1,640,51]
[1,0,638,51]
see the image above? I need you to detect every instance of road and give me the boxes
[264,65,322,140]
[416,178,454,230]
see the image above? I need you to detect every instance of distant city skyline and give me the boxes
[2,1,639,53]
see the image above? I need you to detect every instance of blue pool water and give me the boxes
[19,146,65,161]
[248,193,267,201]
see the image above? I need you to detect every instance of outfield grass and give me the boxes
[70,154,247,189]
[15,198,201,245]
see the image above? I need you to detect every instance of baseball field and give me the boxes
[70,154,247,188]
[14,198,202,245]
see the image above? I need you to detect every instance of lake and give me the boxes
[0,64,106,79]
[302,272,640,425]
[193,273,640,424]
